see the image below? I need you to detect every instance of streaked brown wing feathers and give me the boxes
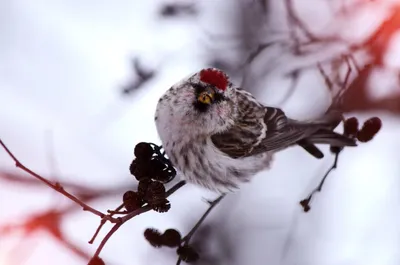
[211,105,312,158]
[211,124,260,158]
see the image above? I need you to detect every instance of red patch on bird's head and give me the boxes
[199,68,228,91]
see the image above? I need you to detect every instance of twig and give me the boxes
[93,222,123,258]
[317,62,334,91]
[176,195,225,265]
[181,195,225,243]
[299,150,341,212]
[89,203,125,244]
[285,0,319,42]
[159,3,197,17]
[121,58,155,95]
[0,139,106,218]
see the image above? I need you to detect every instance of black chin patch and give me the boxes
[193,101,210,113]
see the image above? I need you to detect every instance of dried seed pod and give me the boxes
[134,142,154,160]
[149,157,166,172]
[123,191,143,212]
[162,229,182,247]
[144,228,163,248]
[149,158,176,183]
[138,179,153,198]
[343,117,359,137]
[166,165,176,178]
[145,181,166,203]
[151,199,171,213]
[177,245,199,263]
[151,170,171,183]
[357,117,382,142]
[129,159,151,181]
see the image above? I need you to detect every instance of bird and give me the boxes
[154,68,357,193]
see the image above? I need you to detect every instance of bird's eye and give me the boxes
[197,91,214,105]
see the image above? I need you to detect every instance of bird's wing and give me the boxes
[211,104,311,158]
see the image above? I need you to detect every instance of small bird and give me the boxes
[155,68,356,193]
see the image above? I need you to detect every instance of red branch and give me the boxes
[0,139,106,218]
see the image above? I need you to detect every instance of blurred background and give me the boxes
[1,0,400,264]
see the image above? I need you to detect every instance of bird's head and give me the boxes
[156,68,237,136]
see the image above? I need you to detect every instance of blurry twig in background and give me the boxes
[159,2,197,18]
[121,58,155,95]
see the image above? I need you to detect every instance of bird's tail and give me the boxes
[293,111,357,158]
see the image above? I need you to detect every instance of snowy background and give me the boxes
[1,0,400,265]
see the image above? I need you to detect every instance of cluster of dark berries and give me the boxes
[144,228,199,263]
[123,142,175,213]
[123,179,171,213]
[330,116,382,153]
[130,142,176,183]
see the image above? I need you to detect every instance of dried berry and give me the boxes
[88,256,105,265]
[162,229,182,247]
[166,166,176,177]
[177,245,199,263]
[145,181,166,203]
[134,142,154,160]
[129,159,151,181]
[153,170,174,183]
[123,191,143,212]
[144,228,163,248]
[150,157,166,171]
[138,179,152,198]
[149,158,176,183]
[343,117,359,137]
[144,181,170,212]
[357,117,382,142]
[151,199,171,213]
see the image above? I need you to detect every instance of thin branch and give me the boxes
[317,62,334,91]
[176,195,225,265]
[181,195,225,243]
[285,0,319,42]
[299,150,341,212]
[93,222,123,258]
[0,139,106,218]
[89,203,124,244]
[121,58,155,95]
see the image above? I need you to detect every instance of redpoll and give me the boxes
[155,68,356,193]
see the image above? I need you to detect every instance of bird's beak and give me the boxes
[204,87,215,99]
